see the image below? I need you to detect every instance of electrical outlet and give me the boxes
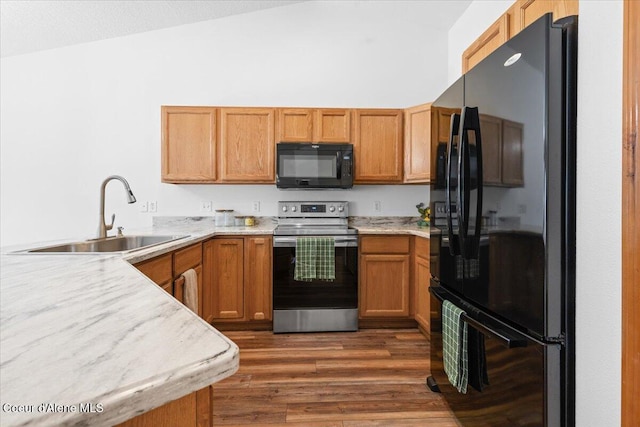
[518,204,526,214]
[140,201,148,213]
[149,201,157,213]
[374,201,382,212]
[252,201,260,213]
[201,201,212,212]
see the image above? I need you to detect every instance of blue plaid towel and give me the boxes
[294,237,335,281]
[442,300,469,393]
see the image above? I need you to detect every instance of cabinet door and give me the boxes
[513,0,578,35]
[462,14,510,73]
[245,236,273,321]
[479,114,503,185]
[173,243,203,315]
[219,108,275,182]
[134,253,173,294]
[414,256,431,331]
[116,386,211,427]
[277,108,314,142]
[360,254,410,318]
[202,240,215,324]
[174,265,202,316]
[404,103,432,183]
[353,109,404,183]
[116,390,197,427]
[314,109,351,143]
[161,106,217,183]
[502,119,524,186]
[210,238,245,320]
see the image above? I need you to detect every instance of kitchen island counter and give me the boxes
[0,217,268,427]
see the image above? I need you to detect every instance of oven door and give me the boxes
[272,235,358,333]
[273,236,358,310]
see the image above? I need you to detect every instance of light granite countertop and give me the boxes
[0,215,433,426]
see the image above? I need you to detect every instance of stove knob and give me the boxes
[291,206,297,212]
[329,206,336,212]
[282,206,288,212]
[338,205,344,212]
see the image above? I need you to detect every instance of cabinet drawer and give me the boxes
[360,236,410,254]
[415,237,430,260]
[174,243,202,274]
[135,254,172,285]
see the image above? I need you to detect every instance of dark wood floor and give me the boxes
[212,329,460,426]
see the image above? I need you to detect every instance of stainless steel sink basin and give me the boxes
[23,235,189,254]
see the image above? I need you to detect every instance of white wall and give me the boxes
[447,1,623,425]
[0,1,445,247]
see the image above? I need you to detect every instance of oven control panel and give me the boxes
[278,201,348,218]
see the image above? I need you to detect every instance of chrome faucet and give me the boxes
[98,175,136,239]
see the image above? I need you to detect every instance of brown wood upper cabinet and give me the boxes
[359,236,410,318]
[277,108,314,142]
[161,106,217,183]
[402,104,460,183]
[462,14,510,75]
[462,0,578,73]
[276,108,351,143]
[219,108,275,183]
[162,106,276,184]
[404,103,431,183]
[353,109,404,183]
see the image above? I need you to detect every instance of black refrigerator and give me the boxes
[427,13,577,427]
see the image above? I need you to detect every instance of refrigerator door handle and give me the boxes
[457,108,469,258]
[465,106,484,259]
[429,286,528,349]
[461,313,528,349]
[446,113,461,256]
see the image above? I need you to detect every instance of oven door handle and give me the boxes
[273,236,359,248]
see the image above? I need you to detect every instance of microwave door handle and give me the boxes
[446,113,461,256]
[336,151,342,179]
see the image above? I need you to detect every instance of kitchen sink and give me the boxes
[23,235,189,254]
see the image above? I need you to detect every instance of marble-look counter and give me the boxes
[1,215,435,426]
[348,216,432,238]
[0,217,282,427]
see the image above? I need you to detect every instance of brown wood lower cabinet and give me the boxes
[116,386,212,427]
[413,236,431,333]
[359,236,411,318]
[133,243,203,317]
[203,236,273,328]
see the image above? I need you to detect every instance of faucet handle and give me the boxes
[106,213,115,231]
[117,226,124,237]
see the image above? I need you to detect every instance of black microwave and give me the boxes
[276,143,353,189]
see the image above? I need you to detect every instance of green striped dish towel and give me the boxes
[442,300,469,394]
[294,237,336,281]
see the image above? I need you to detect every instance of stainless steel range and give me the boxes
[272,201,358,333]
